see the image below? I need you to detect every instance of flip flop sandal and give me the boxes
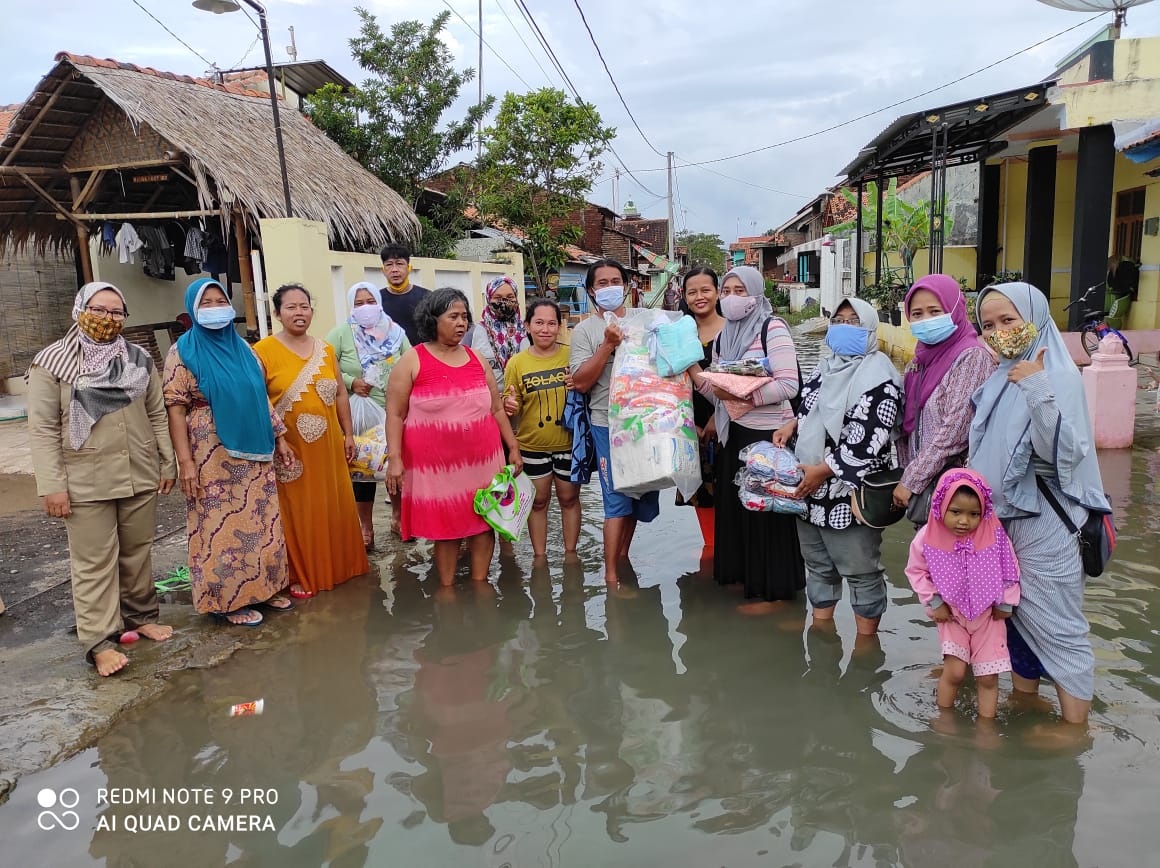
[211,608,263,627]
[257,595,294,611]
[289,587,315,599]
[155,567,192,594]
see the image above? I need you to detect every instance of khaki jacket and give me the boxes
[27,364,177,502]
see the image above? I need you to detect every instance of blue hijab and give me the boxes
[175,278,275,461]
[968,282,1109,518]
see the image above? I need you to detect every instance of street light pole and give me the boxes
[193,0,293,217]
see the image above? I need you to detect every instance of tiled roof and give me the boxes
[54,52,272,99]
[0,104,20,138]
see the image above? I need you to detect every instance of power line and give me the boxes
[679,11,1104,168]
[129,0,215,69]
[677,157,811,198]
[570,0,665,158]
[438,0,533,88]
[229,32,262,71]
[512,0,664,200]
[495,0,558,87]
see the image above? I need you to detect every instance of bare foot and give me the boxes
[93,648,129,677]
[136,623,173,641]
[737,600,790,616]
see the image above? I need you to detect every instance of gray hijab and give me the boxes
[714,266,781,442]
[718,266,773,360]
[796,297,902,464]
[968,282,1109,518]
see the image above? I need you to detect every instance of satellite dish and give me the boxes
[1036,0,1156,30]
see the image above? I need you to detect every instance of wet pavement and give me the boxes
[3,339,1160,865]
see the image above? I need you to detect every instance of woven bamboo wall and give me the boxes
[0,250,77,387]
[63,97,169,169]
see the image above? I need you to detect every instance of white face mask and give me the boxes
[594,285,626,310]
[351,304,382,328]
[720,295,758,321]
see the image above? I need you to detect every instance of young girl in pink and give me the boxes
[906,469,1021,718]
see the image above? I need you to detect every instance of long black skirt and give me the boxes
[713,422,806,601]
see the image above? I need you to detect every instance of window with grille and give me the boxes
[1113,187,1145,262]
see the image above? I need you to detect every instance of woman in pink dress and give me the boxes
[386,288,522,586]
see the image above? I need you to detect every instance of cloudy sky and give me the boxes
[5,0,1160,245]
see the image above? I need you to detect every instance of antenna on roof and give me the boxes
[205,63,224,84]
[286,26,298,62]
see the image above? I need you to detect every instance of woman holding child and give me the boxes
[969,281,1110,724]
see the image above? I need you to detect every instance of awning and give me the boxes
[1115,118,1160,164]
[777,236,827,266]
[839,82,1055,184]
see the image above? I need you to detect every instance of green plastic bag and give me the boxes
[473,465,534,543]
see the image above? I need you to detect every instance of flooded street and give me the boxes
[4,334,1160,866]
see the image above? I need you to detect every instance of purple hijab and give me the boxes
[902,274,980,436]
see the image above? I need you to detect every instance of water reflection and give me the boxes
[5,429,1160,865]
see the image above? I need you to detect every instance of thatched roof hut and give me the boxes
[0,52,420,254]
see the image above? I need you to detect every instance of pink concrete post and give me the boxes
[1082,334,1135,448]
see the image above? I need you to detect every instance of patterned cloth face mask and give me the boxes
[984,322,1038,359]
[76,310,124,342]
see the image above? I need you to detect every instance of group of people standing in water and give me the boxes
[25,246,1109,726]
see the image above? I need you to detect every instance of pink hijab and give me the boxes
[922,469,1020,621]
[902,274,980,435]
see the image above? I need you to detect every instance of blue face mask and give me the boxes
[593,286,625,311]
[826,323,869,357]
[910,313,957,345]
[196,306,235,330]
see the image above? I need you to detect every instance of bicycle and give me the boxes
[1063,284,1136,366]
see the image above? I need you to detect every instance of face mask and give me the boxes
[826,323,869,357]
[351,304,382,328]
[196,307,236,330]
[910,313,957,345]
[985,322,1038,359]
[489,299,518,321]
[594,286,625,311]
[76,311,124,342]
[720,295,758,321]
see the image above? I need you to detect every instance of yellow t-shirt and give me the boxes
[505,344,572,453]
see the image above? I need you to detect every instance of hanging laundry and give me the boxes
[115,223,143,264]
[100,221,116,255]
[203,231,229,278]
[138,225,175,281]
[183,224,207,274]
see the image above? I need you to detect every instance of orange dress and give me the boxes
[254,336,368,592]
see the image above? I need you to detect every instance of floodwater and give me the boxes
[5,337,1160,867]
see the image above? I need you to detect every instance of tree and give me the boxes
[306,8,493,256]
[828,178,955,306]
[677,231,727,274]
[476,88,614,291]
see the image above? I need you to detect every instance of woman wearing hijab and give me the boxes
[466,275,528,394]
[326,281,411,546]
[164,278,296,627]
[28,281,177,675]
[694,266,804,610]
[774,298,903,635]
[893,275,995,523]
[969,282,1110,724]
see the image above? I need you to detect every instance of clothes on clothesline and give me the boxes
[100,218,247,284]
[115,223,142,264]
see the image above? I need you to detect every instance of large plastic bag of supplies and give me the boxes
[608,309,700,499]
[735,442,807,516]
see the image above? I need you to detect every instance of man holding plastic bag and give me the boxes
[571,260,701,584]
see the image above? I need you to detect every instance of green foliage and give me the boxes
[306,8,493,256]
[476,88,614,289]
[979,269,1023,287]
[830,179,954,285]
[678,231,727,273]
[765,280,790,309]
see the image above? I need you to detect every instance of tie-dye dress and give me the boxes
[401,344,505,540]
